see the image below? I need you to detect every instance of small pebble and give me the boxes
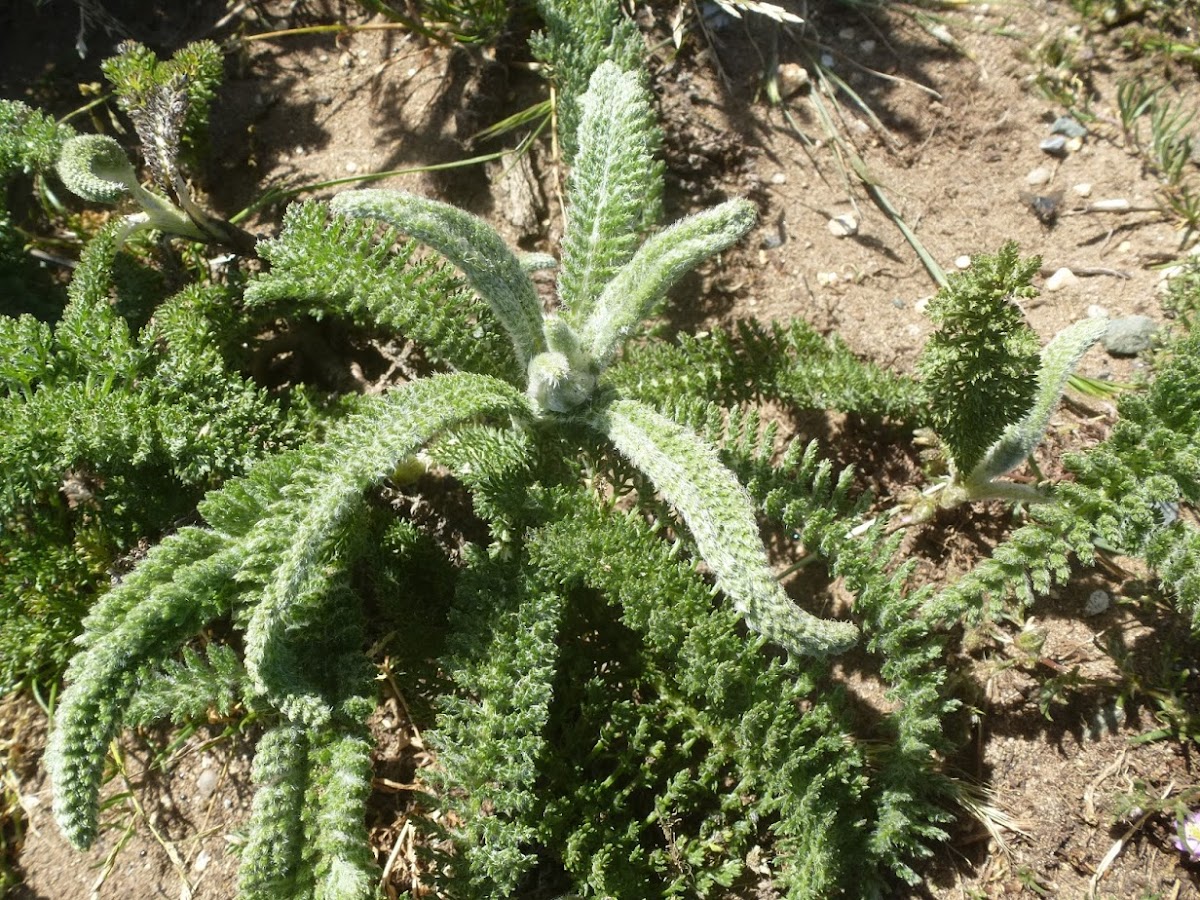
[1103,315,1159,356]
[859,39,877,54]
[838,27,855,40]
[816,271,839,286]
[929,23,953,44]
[820,52,835,68]
[915,296,931,314]
[770,171,787,185]
[345,161,359,173]
[197,769,219,799]
[955,254,972,269]
[1087,304,1110,318]
[891,297,906,309]
[1117,240,1132,253]
[193,849,212,873]
[1026,167,1052,186]
[1084,589,1110,616]
[1066,136,1084,153]
[1040,136,1068,156]
[1044,267,1078,291]
[828,213,859,237]
[1073,182,1093,197]
[1051,116,1088,138]
[776,63,810,98]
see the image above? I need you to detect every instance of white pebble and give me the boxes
[1086,303,1109,318]
[820,53,835,68]
[827,213,859,237]
[1073,182,1093,197]
[345,161,359,173]
[1117,240,1132,254]
[1084,589,1110,616]
[859,39,877,54]
[915,296,931,314]
[838,27,855,40]
[816,271,839,286]
[197,769,219,799]
[1044,267,1078,291]
[770,171,787,185]
[775,63,809,98]
[955,254,972,269]
[1026,167,1052,186]
[193,849,212,873]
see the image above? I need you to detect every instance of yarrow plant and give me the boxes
[45,60,865,899]
[8,7,1200,899]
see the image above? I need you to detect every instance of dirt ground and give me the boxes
[2,0,1200,897]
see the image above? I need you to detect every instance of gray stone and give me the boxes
[1102,315,1159,356]
[1051,116,1088,138]
[1039,136,1068,156]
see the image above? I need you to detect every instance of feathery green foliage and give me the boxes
[529,0,647,163]
[917,242,1042,477]
[431,553,565,893]
[557,59,662,316]
[929,326,1200,629]
[46,57,866,899]
[0,100,75,181]
[915,243,1105,508]
[125,643,248,726]
[609,317,923,418]
[247,200,521,382]
[0,222,291,687]
[0,100,75,318]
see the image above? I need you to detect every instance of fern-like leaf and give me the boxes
[970,317,1107,485]
[47,527,243,849]
[558,61,662,319]
[246,201,518,382]
[596,397,858,656]
[239,724,313,899]
[330,190,546,369]
[583,200,756,367]
[244,373,531,723]
[917,242,1041,475]
[432,554,565,895]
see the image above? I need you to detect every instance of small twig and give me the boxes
[1082,747,1127,825]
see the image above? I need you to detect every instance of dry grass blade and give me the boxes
[712,0,804,25]
[1088,781,1175,899]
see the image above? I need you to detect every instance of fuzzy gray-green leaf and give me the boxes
[331,189,546,369]
[244,373,532,723]
[559,61,661,321]
[56,134,137,203]
[583,199,756,368]
[596,397,858,656]
[970,317,1107,485]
